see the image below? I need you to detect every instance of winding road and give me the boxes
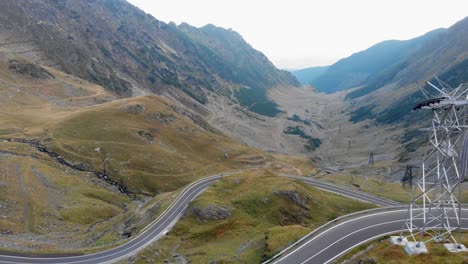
[0,174,223,264]
[0,173,463,264]
[266,207,468,264]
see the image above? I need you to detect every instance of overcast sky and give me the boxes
[127,0,467,69]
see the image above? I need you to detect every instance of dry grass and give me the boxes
[0,52,318,254]
[43,95,270,194]
[344,233,468,264]
[131,169,376,264]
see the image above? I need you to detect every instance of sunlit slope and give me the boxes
[0,51,113,138]
[43,95,270,194]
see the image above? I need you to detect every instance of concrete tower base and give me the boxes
[444,243,468,253]
[390,236,407,246]
[404,242,428,255]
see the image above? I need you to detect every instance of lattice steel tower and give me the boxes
[392,78,468,254]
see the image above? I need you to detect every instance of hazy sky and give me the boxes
[128,0,467,69]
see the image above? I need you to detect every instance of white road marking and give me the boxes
[0,178,217,263]
[300,219,404,264]
[272,209,468,264]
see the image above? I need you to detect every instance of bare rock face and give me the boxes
[274,190,310,210]
[186,205,233,221]
[9,60,54,79]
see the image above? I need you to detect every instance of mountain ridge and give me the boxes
[347,16,468,125]
[0,0,298,117]
[306,28,445,93]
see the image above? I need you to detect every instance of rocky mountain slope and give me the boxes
[0,0,298,117]
[0,48,314,252]
[347,17,468,125]
[267,17,468,183]
[3,0,455,259]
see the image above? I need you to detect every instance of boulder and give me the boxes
[186,205,233,221]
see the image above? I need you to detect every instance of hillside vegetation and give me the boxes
[0,51,320,254]
[131,170,375,263]
[0,51,258,251]
[343,234,468,264]
[43,95,270,194]
[0,52,145,251]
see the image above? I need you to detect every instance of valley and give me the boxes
[0,0,466,263]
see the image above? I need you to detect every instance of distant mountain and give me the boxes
[347,16,468,125]
[310,29,445,93]
[290,66,329,85]
[0,0,298,116]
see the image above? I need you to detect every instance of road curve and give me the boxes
[0,173,430,264]
[281,174,402,207]
[267,208,468,264]
[0,174,225,264]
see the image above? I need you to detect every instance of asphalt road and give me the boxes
[281,174,402,207]
[268,208,468,264]
[0,173,457,264]
[0,174,223,264]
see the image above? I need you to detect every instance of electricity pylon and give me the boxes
[392,78,468,254]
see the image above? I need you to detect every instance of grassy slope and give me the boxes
[343,234,468,264]
[0,54,114,138]
[317,161,468,204]
[318,170,412,203]
[0,52,254,251]
[0,52,317,253]
[132,170,375,264]
[44,95,270,194]
[0,141,133,251]
[0,53,176,251]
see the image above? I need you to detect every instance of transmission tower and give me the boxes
[391,78,468,254]
[368,152,374,165]
[401,165,415,189]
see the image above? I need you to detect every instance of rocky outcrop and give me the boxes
[171,105,219,133]
[9,59,54,79]
[274,190,313,226]
[145,112,176,125]
[6,138,128,193]
[274,190,310,210]
[278,208,312,226]
[186,205,233,221]
[124,104,145,114]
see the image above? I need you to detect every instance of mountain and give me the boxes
[348,16,468,125]
[0,0,323,254]
[310,29,445,93]
[0,47,310,252]
[0,0,298,117]
[177,23,299,116]
[0,0,323,160]
[290,66,329,85]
